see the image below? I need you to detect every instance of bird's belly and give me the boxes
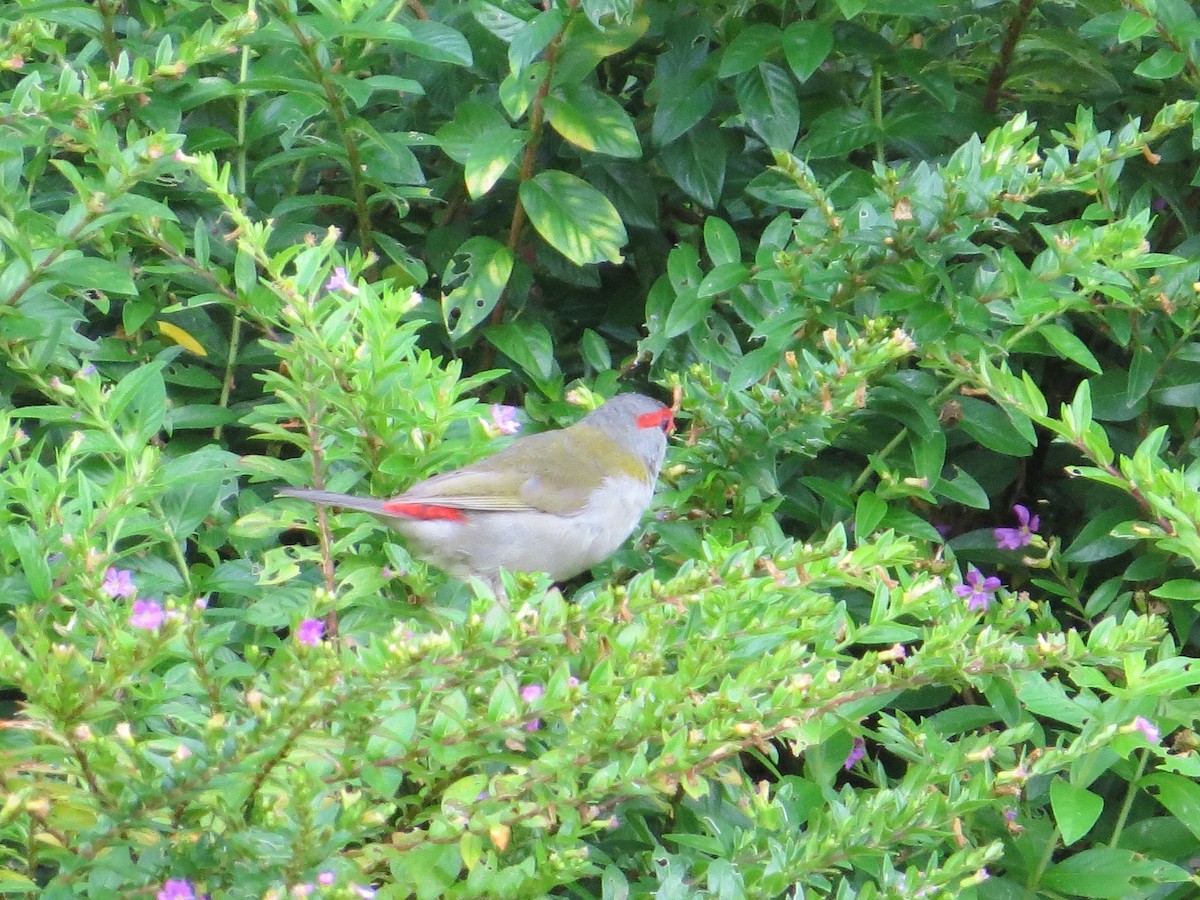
[391,475,653,582]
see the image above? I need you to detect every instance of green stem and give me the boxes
[1107,748,1150,848]
[871,64,884,165]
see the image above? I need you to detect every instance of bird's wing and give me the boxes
[395,430,617,516]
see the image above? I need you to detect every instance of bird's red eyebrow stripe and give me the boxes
[637,408,676,432]
[382,501,467,522]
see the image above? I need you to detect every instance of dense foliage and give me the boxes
[3,0,1200,896]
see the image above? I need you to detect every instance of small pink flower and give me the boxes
[489,404,521,435]
[103,567,136,599]
[157,880,195,900]
[296,618,324,646]
[521,684,543,703]
[318,872,335,886]
[130,599,165,631]
[324,266,358,294]
[1132,716,1160,743]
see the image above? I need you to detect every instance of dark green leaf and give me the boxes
[782,21,834,81]
[718,24,782,78]
[735,63,799,150]
[659,122,727,209]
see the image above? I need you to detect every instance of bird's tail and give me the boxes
[277,488,389,517]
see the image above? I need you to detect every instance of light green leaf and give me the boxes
[464,127,527,198]
[1134,48,1184,80]
[485,321,556,383]
[47,256,137,296]
[703,217,740,266]
[1041,323,1102,374]
[440,237,514,340]
[543,84,641,158]
[519,171,627,265]
[1050,779,1104,845]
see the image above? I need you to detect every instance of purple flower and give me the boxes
[157,880,195,900]
[843,737,866,770]
[296,618,324,646]
[130,599,165,631]
[954,567,1002,612]
[521,683,543,703]
[994,504,1040,550]
[103,567,136,599]
[318,872,335,886]
[1132,716,1160,743]
[324,266,358,294]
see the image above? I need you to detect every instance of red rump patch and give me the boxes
[637,407,676,433]
[382,501,468,522]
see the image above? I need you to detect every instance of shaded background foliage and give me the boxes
[3,0,1200,896]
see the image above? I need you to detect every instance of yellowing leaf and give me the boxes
[157,320,208,356]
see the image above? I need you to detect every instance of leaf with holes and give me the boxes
[519,171,627,265]
[441,237,514,341]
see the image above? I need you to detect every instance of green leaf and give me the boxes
[718,24,782,77]
[440,237,514,340]
[651,66,715,147]
[1043,847,1187,898]
[703,217,740,266]
[463,127,527,198]
[735,62,799,150]
[854,492,887,538]
[659,122,726,209]
[1050,779,1104,845]
[1145,774,1200,844]
[436,101,509,165]
[698,263,750,298]
[1064,507,1134,563]
[403,20,473,67]
[508,9,563,74]
[1040,323,1102,374]
[1134,48,1185,80]
[519,171,627,265]
[499,62,547,120]
[1117,11,1157,42]
[1150,580,1200,601]
[1152,382,1200,407]
[109,360,168,443]
[552,10,649,86]
[782,21,834,81]
[957,397,1034,456]
[46,256,137,296]
[485,321,556,383]
[543,84,641,158]
[934,466,989,510]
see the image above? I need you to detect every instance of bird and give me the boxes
[278,393,674,595]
